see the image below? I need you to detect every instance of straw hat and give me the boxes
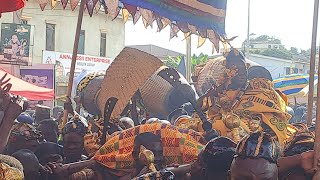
[195,49,247,96]
[97,48,163,120]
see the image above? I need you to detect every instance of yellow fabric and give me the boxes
[194,78,291,147]
[0,163,24,180]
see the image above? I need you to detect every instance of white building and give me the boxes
[0,1,125,75]
[249,54,310,79]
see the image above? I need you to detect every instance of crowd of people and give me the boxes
[0,48,320,180]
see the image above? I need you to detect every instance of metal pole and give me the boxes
[246,0,251,58]
[62,0,86,126]
[307,0,319,126]
[186,36,192,82]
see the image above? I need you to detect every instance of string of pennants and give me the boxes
[35,0,229,52]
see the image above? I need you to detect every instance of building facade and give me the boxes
[249,54,310,79]
[0,1,125,75]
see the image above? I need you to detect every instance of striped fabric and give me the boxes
[121,0,227,37]
[273,74,318,96]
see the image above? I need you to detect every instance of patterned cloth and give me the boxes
[94,123,205,176]
[62,117,88,136]
[9,122,43,142]
[197,78,291,147]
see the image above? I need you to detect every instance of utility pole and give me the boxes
[246,0,251,58]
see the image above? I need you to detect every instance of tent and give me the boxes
[0,68,54,100]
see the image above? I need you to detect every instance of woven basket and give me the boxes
[140,67,190,116]
[195,56,226,96]
[97,48,163,120]
[81,75,105,115]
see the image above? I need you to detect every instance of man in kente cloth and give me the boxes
[176,49,295,149]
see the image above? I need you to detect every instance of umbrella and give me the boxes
[273,74,318,97]
[0,0,25,16]
[22,0,228,125]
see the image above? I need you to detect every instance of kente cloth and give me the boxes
[233,78,291,146]
[133,169,175,180]
[0,162,24,180]
[196,78,291,147]
[94,123,205,175]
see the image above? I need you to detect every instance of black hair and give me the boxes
[12,149,40,179]
[202,137,236,172]
[34,142,63,165]
[38,119,59,132]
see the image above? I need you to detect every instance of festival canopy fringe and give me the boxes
[35,0,228,52]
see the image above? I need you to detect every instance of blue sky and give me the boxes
[125,0,315,55]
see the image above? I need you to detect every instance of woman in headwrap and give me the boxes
[7,122,43,154]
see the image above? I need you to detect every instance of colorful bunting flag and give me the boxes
[86,0,98,17]
[61,0,68,9]
[37,0,48,11]
[51,0,57,9]
[70,0,80,11]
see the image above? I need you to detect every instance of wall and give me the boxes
[249,54,310,79]
[0,1,125,65]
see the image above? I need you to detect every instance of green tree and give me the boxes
[165,53,209,73]
[290,47,299,55]
[260,49,293,60]
[165,55,182,69]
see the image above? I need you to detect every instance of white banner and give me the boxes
[42,50,113,78]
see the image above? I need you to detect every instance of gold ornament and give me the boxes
[222,112,241,142]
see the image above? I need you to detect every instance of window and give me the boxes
[78,30,85,54]
[46,23,55,51]
[285,67,291,75]
[21,20,28,24]
[268,45,272,48]
[100,33,106,57]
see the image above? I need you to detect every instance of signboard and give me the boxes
[20,64,55,109]
[42,50,113,79]
[0,23,31,66]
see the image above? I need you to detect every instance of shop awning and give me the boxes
[0,68,54,100]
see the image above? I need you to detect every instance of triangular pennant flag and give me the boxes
[133,10,141,25]
[140,8,154,28]
[184,32,191,40]
[155,16,164,32]
[94,1,101,14]
[197,36,206,48]
[198,28,207,38]
[161,18,170,30]
[61,0,68,9]
[187,24,197,35]
[51,0,57,9]
[124,3,137,17]
[207,30,220,53]
[70,0,80,11]
[106,0,120,20]
[86,0,98,17]
[37,0,48,11]
[170,24,179,40]
[177,22,189,34]
[122,8,130,23]
[142,17,149,28]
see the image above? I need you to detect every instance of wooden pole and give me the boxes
[246,0,251,58]
[307,0,319,126]
[313,44,320,180]
[62,0,86,126]
[186,36,192,82]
